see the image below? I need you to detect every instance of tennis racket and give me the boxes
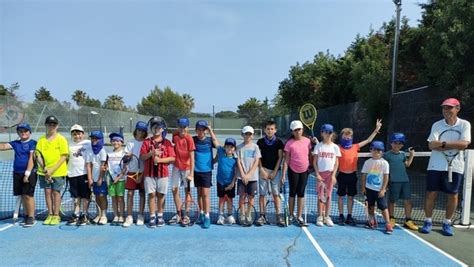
[88,189,101,224]
[180,180,199,227]
[0,104,25,132]
[59,179,79,221]
[280,183,289,227]
[439,128,462,182]
[299,103,317,137]
[120,154,141,182]
[264,179,277,225]
[237,192,257,227]
[13,195,22,224]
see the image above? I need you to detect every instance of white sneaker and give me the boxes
[123,216,133,227]
[92,215,101,224]
[98,216,108,225]
[217,214,225,225]
[325,216,334,227]
[118,216,124,224]
[316,216,324,227]
[226,215,236,225]
[112,216,119,225]
[136,214,144,226]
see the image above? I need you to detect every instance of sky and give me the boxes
[1,0,427,114]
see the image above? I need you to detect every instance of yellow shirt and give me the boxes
[36,133,69,177]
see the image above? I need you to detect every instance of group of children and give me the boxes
[3,115,420,234]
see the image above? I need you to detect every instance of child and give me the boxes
[193,120,218,229]
[123,121,148,227]
[169,117,195,226]
[0,123,37,227]
[36,115,68,225]
[214,138,237,225]
[361,141,393,234]
[140,116,175,228]
[256,120,285,227]
[312,124,341,227]
[282,120,312,226]
[66,124,93,226]
[236,126,261,226]
[87,130,108,225]
[383,132,417,230]
[107,132,127,225]
[337,119,382,226]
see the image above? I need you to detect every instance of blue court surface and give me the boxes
[0,218,467,266]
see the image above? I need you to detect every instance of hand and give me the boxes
[242,175,248,185]
[136,174,142,184]
[186,175,193,182]
[97,179,103,187]
[311,136,319,144]
[332,175,337,185]
[270,171,278,180]
[225,183,234,191]
[260,169,269,180]
[88,179,93,188]
[361,187,366,195]
[375,119,382,133]
[316,174,323,182]
[378,189,386,198]
[23,175,29,183]
[408,147,415,156]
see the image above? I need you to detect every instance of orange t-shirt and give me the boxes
[338,143,360,173]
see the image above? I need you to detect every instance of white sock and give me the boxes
[205,213,210,218]
[425,217,432,223]
[443,218,451,224]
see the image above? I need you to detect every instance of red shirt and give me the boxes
[172,132,195,171]
[140,137,175,178]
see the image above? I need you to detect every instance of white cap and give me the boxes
[70,124,84,132]
[241,125,254,134]
[290,120,303,130]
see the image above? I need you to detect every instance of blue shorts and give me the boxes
[426,170,462,194]
[194,171,212,188]
[389,182,411,201]
[93,181,108,196]
[38,175,66,192]
[365,188,388,210]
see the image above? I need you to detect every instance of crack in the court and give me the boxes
[283,227,303,267]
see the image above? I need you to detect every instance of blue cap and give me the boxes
[135,121,148,131]
[321,124,334,133]
[89,130,104,139]
[109,132,124,142]
[370,141,385,151]
[390,132,406,144]
[177,117,190,128]
[16,123,32,133]
[224,138,236,147]
[195,120,208,129]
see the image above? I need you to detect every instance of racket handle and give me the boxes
[448,167,453,183]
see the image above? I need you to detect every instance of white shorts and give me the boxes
[259,168,281,196]
[144,176,169,195]
[170,168,194,189]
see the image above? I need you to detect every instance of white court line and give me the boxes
[0,223,15,232]
[302,227,334,267]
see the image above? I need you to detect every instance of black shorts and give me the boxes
[13,172,37,197]
[194,171,212,188]
[217,182,236,198]
[426,170,462,194]
[237,180,258,197]
[68,174,91,199]
[337,172,358,197]
[365,188,388,210]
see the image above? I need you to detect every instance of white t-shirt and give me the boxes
[427,118,471,174]
[124,139,144,173]
[108,149,126,182]
[361,158,389,192]
[67,139,92,177]
[312,142,341,172]
[236,142,262,182]
[90,149,108,182]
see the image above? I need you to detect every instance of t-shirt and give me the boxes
[9,139,37,174]
[90,149,107,182]
[284,137,311,173]
[257,137,284,170]
[68,139,92,177]
[216,146,237,186]
[383,150,409,182]
[36,133,69,177]
[140,137,175,178]
[124,139,144,173]
[172,132,195,171]
[312,142,341,172]
[236,142,261,182]
[338,143,360,173]
[193,136,215,173]
[107,149,126,182]
[427,118,471,174]
[361,158,390,192]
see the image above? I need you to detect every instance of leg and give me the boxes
[139,190,145,215]
[388,201,395,218]
[202,187,210,214]
[445,193,458,220]
[22,195,35,218]
[404,199,413,219]
[44,188,53,215]
[148,192,156,218]
[52,189,61,216]
[347,196,354,215]
[424,191,438,218]
[172,187,181,214]
[337,196,344,215]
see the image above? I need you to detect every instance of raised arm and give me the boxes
[358,119,382,148]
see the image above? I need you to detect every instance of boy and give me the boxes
[87,130,108,225]
[140,116,175,228]
[256,121,285,227]
[0,123,37,227]
[337,119,382,226]
[214,138,237,225]
[361,141,393,234]
[107,132,127,225]
[383,133,417,230]
[169,117,195,226]
[236,126,261,226]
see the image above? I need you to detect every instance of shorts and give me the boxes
[365,188,388,210]
[389,182,411,201]
[217,182,236,198]
[93,181,108,196]
[336,172,357,197]
[194,171,212,188]
[237,180,258,197]
[144,176,169,195]
[38,175,66,192]
[108,180,126,197]
[317,171,334,201]
[171,168,194,188]
[125,172,144,191]
[258,168,281,196]
[426,170,462,194]
[68,174,91,199]
[13,172,37,197]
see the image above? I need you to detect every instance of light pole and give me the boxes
[90,111,101,132]
[130,117,133,133]
[391,0,402,96]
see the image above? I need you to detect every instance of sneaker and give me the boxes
[123,216,133,228]
[49,215,61,225]
[118,216,124,225]
[148,217,157,228]
[98,216,108,225]
[67,214,78,225]
[217,214,225,225]
[316,216,324,227]
[23,216,36,228]
[111,216,119,226]
[157,216,165,227]
[77,214,88,226]
[203,216,211,229]
[168,214,181,225]
[325,216,334,227]
[297,217,307,227]
[277,215,286,227]
[404,220,418,231]
[197,213,204,225]
[338,214,345,226]
[390,217,396,227]
[181,215,190,226]
[226,215,236,225]
[239,213,246,225]
[136,214,144,226]
[385,224,393,234]
[256,215,266,226]
[442,222,453,236]
[366,218,377,230]
[420,220,432,234]
[345,215,357,226]
[43,215,53,225]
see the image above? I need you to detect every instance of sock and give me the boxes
[205,213,210,218]
[443,218,451,224]
[157,213,163,217]
[425,217,432,223]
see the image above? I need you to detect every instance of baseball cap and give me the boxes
[45,115,59,124]
[441,98,460,107]
[321,124,334,133]
[224,138,237,147]
[89,130,104,139]
[109,132,124,142]
[135,121,148,131]
[290,120,303,130]
[370,141,385,151]
[70,124,84,133]
[16,123,32,133]
[241,125,254,134]
[177,117,190,128]
[390,132,406,143]
[195,120,208,129]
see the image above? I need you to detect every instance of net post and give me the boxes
[460,149,473,226]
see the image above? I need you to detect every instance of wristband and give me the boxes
[441,141,446,148]
[24,170,31,177]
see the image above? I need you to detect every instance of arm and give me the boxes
[429,140,470,151]
[358,119,382,148]
[312,154,322,181]
[207,126,219,147]
[45,154,68,177]
[379,174,389,198]
[281,152,289,184]
[236,154,247,184]
[360,173,367,195]
[0,143,12,151]
[246,157,260,178]
[270,149,283,180]
[23,151,35,183]
[405,149,415,168]
[187,151,195,181]
[332,157,339,184]
[225,169,238,191]
[86,162,93,187]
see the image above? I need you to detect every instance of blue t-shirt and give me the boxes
[193,136,214,172]
[9,139,37,173]
[216,146,236,186]
[383,151,409,182]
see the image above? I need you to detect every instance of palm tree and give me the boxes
[103,94,125,110]
[72,90,88,106]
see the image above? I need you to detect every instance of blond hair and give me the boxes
[340,128,353,137]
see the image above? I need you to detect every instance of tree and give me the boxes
[137,86,192,123]
[182,93,195,112]
[215,110,239,119]
[34,87,55,102]
[0,83,19,98]
[71,90,88,106]
[237,97,271,128]
[103,94,125,110]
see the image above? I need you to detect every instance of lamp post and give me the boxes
[90,111,101,132]
[391,0,402,96]
[130,117,133,133]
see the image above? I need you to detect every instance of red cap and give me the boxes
[441,98,460,107]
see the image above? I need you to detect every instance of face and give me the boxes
[71,130,84,142]
[196,127,206,138]
[134,129,147,141]
[224,145,235,155]
[442,105,460,120]
[46,122,58,133]
[390,141,403,151]
[242,132,253,142]
[111,139,122,149]
[341,133,353,140]
[178,125,188,136]
[17,129,31,140]
[292,128,303,138]
[370,148,383,159]
[321,130,333,141]
[151,125,164,136]
[264,124,277,138]
[91,137,100,144]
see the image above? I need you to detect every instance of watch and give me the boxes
[441,141,446,148]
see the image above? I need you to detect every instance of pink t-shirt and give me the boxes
[284,137,311,173]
